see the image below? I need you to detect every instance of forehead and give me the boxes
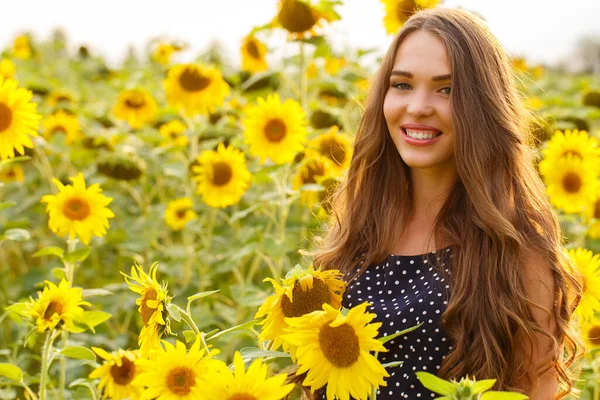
[392,30,451,74]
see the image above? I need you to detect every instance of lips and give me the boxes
[401,123,443,134]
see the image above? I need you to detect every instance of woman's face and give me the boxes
[383,30,454,172]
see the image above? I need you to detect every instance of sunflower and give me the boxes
[41,173,115,245]
[306,125,353,173]
[539,129,600,175]
[132,336,225,400]
[26,279,90,333]
[281,302,389,400]
[13,35,32,59]
[324,57,346,76]
[567,248,600,322]
[43,110,82,144]
[0,165,24,182]
[152,43,178,65]
[192,143,252,208]
[541,154,599,215]
[203,351,294,400]
[579,318,600,353]
[275,0,340,39]
[122,262,172,357]
[241,34,268,73]
[163,63,230,116]
[0,77,41,160]
[113,88,158,129]
[47,90,75,107]
[89,348,143,400]
[586,195,600,239]
[159,119,188,147]
[164,198,198,231]
[293,155,335,206]
[254,265,346,351]
[242,93,307,164]
[0,59,15,80]
[381,0,440,35]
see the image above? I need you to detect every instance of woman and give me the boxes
[311,7,582,400]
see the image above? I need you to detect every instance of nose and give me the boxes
[406,89,434,118]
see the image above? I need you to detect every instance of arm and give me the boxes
[520,250,559,400]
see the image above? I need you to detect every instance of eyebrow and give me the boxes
[390,70,451,82]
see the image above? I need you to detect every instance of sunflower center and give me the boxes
[318,322,360,368]
[63,197,91,221]
[562,172,582,193]
[43,301,63,320]
[179,68,211,92]
[280,278,332,318]
[588,326,600,346]
[0,102,13,132]
[176,208,188,219]
[321,138,346,165]
[277,0,318,34]
[593,201,600,219]
[264,119,287,143]
[395,0,417,24]
[228,394,258,400]
[109,357,136,385]
[125,94,146,109]
[302,162,326,185]
[166,367,195,395]
[50,125,66,136]
[211,162,233,186]
[246,39,261,60]
[140,288,158,325]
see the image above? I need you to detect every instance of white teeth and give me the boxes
[405,129,439,140]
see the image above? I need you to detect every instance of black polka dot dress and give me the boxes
[319,246,454,400]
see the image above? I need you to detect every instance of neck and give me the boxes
[408,164,458,225]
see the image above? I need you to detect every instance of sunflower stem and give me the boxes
[276,164,291,279]
[39,330,56,400]
[299,41,307,110]
[58,239,77,400]
[179,309,200,336]
[593,359,599,400]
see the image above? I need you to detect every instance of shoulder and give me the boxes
[521,249,555,325]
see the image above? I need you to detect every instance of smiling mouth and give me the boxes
[402,128,443,139]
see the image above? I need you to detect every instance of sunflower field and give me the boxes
[1,1,600,399]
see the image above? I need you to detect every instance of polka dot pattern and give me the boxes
[319,246,454,399]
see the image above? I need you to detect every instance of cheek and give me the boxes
[382,93,400,124]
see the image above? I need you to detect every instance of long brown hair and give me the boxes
[311,7,583,398]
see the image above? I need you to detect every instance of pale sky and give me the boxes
[1,0,599,68]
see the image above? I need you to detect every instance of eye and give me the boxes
[392,82,412,90]
[439,86,451,95]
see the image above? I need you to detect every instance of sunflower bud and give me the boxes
[310,109,342,129]
[97,153,145,181]
[584,91,600,109]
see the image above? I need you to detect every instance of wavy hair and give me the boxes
[310,8,583,399]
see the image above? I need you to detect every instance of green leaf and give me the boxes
[64,247,91,264]
[60,346,96,361]
[1,229,30,242]
[81,288,113,298]
[239,347,290,360]
[205,320,256,341]
[381,361,403,369]
[32,246,65,259]
[415,372,455,396]
[480,392,529,400]
[182,330,196,343]
[229,204,260,223]
[0,156,31,167]
[0,363,23,382]
[378,322,423,344]
[80,311,111,332]
[166,303,181,322]
[5,302,28,318]
[0,201,16,211]
[51,267,66,280]
[471,379,497,394]
[187,290,220,308]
